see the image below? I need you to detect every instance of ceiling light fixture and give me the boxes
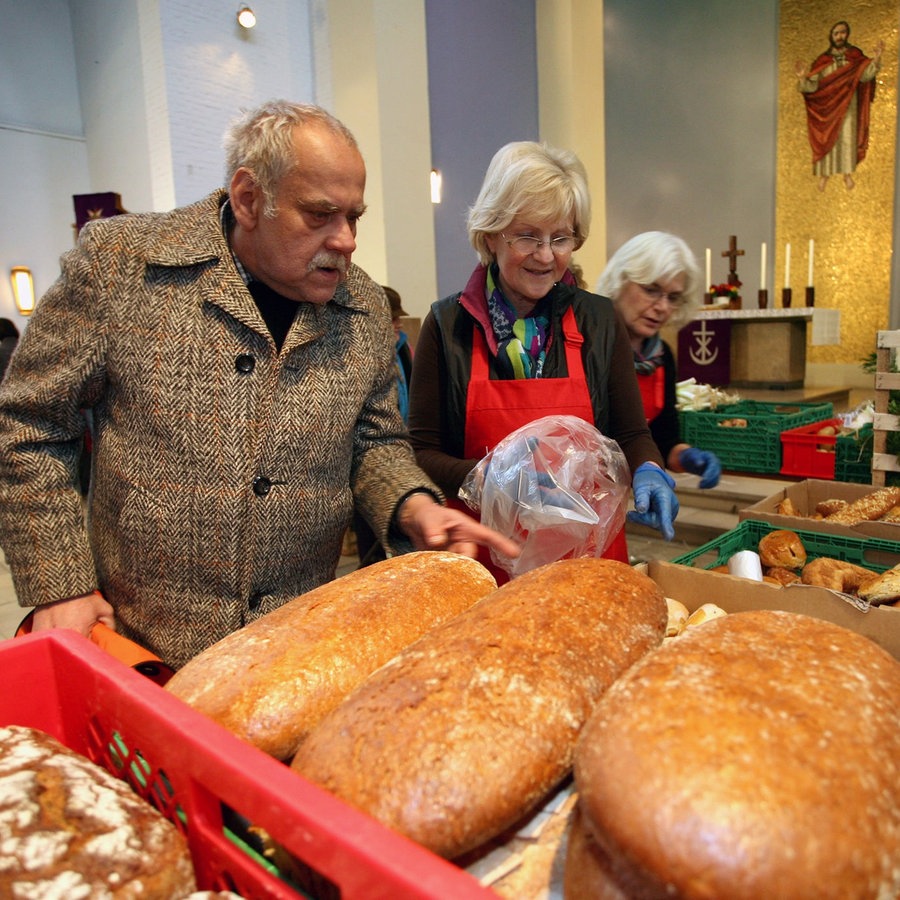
[237,5,256,28]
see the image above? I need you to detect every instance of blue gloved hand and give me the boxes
[627,462,679,541]
[678,447,722,489]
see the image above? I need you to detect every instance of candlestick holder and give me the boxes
[703,292,713,305]
[758,289,768,310]
[805,286,815,307]
[782,288,792,308]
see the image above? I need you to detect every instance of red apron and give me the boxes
[451,306,629,583]
[637,367,665,423]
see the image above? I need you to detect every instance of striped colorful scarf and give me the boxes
[486,265,550,379]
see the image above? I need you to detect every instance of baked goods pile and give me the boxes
[752,528,900,604]
[776,485,900,526]
[0,724,197,898]
[291,558,667,860]
[565,609,900,897]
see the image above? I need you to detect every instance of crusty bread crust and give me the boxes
[0,725,196,898]
[574,610,900,898]
[166,551,497,760]
[292,558,667,859]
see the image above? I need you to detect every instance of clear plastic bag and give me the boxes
[459,415,630,578]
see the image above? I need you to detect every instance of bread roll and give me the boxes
[0,725,196,898]
[665,597,689,636]
[166,551,496,760]
[684,602,727,628]
[573,610,900,898]
[815,498,847,517]
[757,529,806,569]
[858,563,900,605]
[291,558,667,859]
[763,565,801,586]
[801,556,877,593]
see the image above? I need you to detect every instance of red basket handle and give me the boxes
[15,612,173,685]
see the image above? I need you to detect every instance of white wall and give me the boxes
[0,0,89,330]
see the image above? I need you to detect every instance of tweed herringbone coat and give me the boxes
[0,191,441,668]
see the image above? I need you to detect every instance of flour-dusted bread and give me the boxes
[291,558,667,860]
[0,725,196,898]
[166,551,496,760]
[570,610,900,899]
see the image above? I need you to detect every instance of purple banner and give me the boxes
[677,319,731,386]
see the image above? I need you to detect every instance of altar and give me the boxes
[677,307,814,389]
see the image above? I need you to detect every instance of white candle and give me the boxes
[705,248,711,290]
[760,242,766,292]
[808,239,814,287]
[784,243,791,289]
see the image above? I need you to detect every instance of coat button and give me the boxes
[235,354,255,374]
[252,476,272,497]
[248,591,264,612]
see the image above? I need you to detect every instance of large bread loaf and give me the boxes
[291,558,666,859]
[569,610,900,898]
[0,725,196,898]
[166,551,496,760]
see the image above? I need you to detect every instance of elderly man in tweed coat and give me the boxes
[0,101,516,669]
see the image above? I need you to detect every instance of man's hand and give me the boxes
[31,591,115,639]
[396,493,520,560]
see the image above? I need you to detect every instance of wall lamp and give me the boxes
[237,5,256,28]
[430,169,442,204]
[10,267,35,316]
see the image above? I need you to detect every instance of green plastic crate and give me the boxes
[835,423,873,484]
[678,401,834,474]
[671,519,900,573]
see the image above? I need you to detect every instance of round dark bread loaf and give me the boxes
[570,609,900,899]
[0,724,196,898]
[291,558,667,860]
[166,551,497,760]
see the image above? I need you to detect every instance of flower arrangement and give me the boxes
[709,280,741,300]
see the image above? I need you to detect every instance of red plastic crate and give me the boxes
[0,630,496,900]
[780,418,842,479]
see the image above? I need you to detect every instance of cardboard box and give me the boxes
[738,478,900,541]
[647,559,900,660]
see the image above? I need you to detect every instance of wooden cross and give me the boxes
[721,235,744,286]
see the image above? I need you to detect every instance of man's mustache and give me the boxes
[308,253,348,275]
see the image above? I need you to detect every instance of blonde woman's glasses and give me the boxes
[501,233,577,255]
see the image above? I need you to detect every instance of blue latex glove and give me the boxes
[627,462,679,541]
[678,447,722,490]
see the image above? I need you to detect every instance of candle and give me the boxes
[784,243,791,289]
[705,248,711,290]
[808,239,814,287]
[760,242,766,292]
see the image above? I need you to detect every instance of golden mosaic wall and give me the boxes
[777,1,898,366]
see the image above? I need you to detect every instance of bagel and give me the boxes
[758,529,807,570]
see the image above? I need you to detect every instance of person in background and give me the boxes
[408,141,678,583]
[596,231,722,490]
[0,318,19,380]
[354,284,413,566]
[0,100,517,669]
